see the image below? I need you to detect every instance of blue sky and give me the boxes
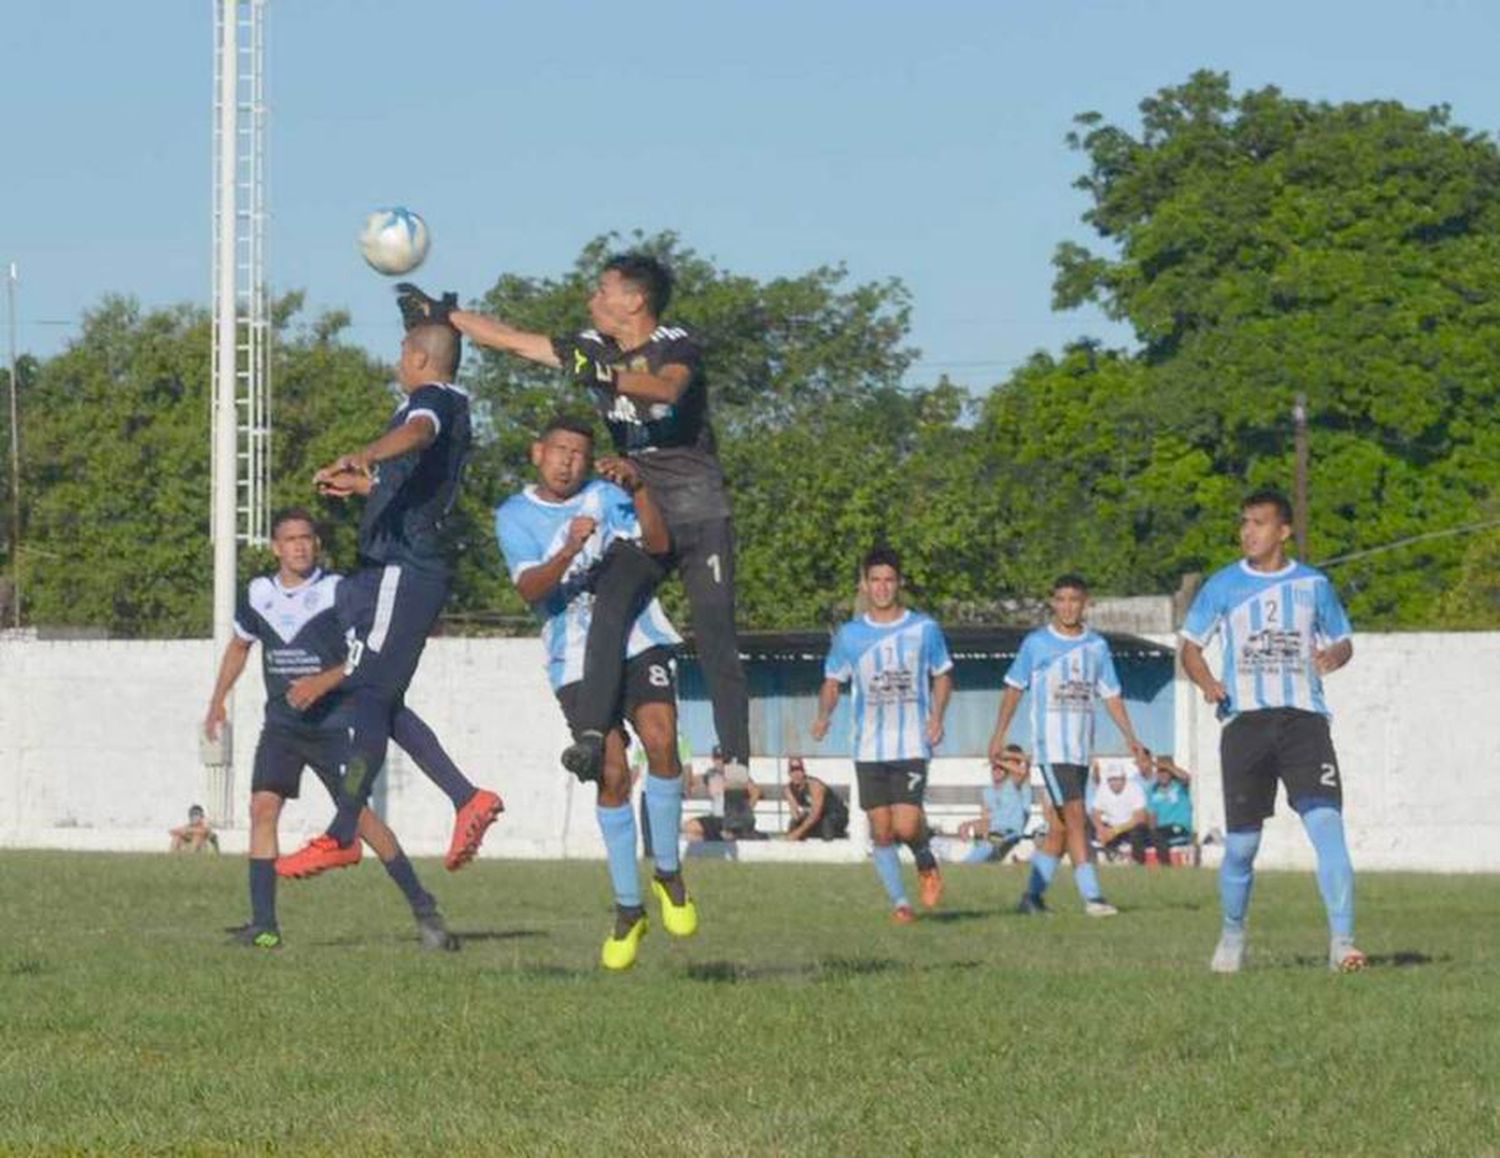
[3,0,1497,388]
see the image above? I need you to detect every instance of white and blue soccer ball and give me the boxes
[358,207,430,276]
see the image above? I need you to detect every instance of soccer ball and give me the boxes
[358,207,430,276]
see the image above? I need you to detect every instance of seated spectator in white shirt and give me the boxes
[1091,759,1150,864]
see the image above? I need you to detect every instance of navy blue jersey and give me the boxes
[233,570,348,729]
[357,382,472,573]
[552,325,729,524]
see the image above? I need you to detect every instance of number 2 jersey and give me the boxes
[233,569,348,729]
[551,325,730,526]
[1004,625,1123,768]
[824,610,954,763]
[1180,558,1353,719]
[494,479,681,692]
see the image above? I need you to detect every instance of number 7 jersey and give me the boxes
[1180,559,1353,718]
[824,610,953,762]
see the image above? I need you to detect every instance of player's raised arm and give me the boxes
[447,308,560,367]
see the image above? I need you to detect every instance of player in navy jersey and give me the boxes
[1181,488,1364,974]
[437,255,751,788]
[204,509,463,950]
[812,547,953,922]
[495,414,697,970]
[275,317,502,879]
[988,575,1150,917]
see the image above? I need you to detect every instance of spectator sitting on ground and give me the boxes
[1145,754,1195,866]
[1090,759,1150,864]
[783,756,850,841]
[683,746,766,842]
[956,745,1032,862]
[169,804,219,853]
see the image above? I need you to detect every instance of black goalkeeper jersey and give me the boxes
[554,324,730,526]
[233,569,348,729]
[357,382,472,575]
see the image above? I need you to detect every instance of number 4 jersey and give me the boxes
[1180,559,1353,719]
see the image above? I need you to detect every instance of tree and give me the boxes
[1052,72,1500,624]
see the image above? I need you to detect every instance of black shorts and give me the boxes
[1220,708,1341,831]
[1038,763,1089,809]
[337,563,449,698]
[855,760,928,810]
[556,646,677,735]
[250,723,346,800]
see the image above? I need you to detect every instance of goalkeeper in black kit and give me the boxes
[401,255,752,784]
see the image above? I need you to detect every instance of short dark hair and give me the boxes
[862,545,903,578]
[1242,487,1294,526]
[271,507,318,537]
[603,253,674,317]
[1052,573,1089,595]
[1004,743,1024,755]
[539,413,595,442]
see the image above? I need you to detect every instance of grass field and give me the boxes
[1,851,1496,1156]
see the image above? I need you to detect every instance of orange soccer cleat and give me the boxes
[918,865,945,910]
[275,834,362,879]
[445,788,505,871]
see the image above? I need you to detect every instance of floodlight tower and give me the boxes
[208,0,271,825]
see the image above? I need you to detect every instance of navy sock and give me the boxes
[383,853,435,917]
[249,858,277,930]
[391,707,475,810]
[907,837,937,874]
[1026,851,1059,898]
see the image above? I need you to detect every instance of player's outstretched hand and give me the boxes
[395,282,458,329]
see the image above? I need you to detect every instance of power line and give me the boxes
[1316,519,1500,568]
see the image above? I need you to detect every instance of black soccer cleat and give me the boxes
[1016,893,1050,916]
[561,730,605,784]
[415,910,459,952]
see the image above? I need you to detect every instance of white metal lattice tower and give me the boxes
[208,0,270,825]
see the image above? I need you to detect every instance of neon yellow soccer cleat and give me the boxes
[602,910,649,971]
[651,874,699,938]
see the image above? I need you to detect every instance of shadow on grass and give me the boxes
[921,908,993,925]
[309,928,548,948]
[1280,950,1446,970]
[682,956,986,985]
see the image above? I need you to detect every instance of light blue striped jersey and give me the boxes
[494,479,680,692]
[1180,559,1352,718]
[1004,625,1122,767]
[824,610,953,763]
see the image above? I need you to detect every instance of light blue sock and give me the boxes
[1298,803,1355,939]
[1074,861,1103,903]
[645,774,684,875]
[872,844,908,907]
[596,803,642,908]
[1220,828,1263,932]
[1026,851,1059,898]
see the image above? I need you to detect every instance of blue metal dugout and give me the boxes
[675,627,1176,761]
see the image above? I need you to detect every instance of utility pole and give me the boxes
[6,261,18,628]
[1293,393,1309,559]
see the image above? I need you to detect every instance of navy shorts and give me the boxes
[250,722,346,800]
[337,563,449,698]
[1038,763,1089,809]
[556,646,677,736]
[1221,708,1341,830]
[855,760,928,810]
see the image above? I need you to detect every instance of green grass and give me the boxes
[1,852,1496,1156]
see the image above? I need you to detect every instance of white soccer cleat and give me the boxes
[1329,941,1368,974]
[1084,899,1118,918]
[1211,931,1247,974]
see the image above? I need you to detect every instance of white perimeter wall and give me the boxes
[1,634,1496,871]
